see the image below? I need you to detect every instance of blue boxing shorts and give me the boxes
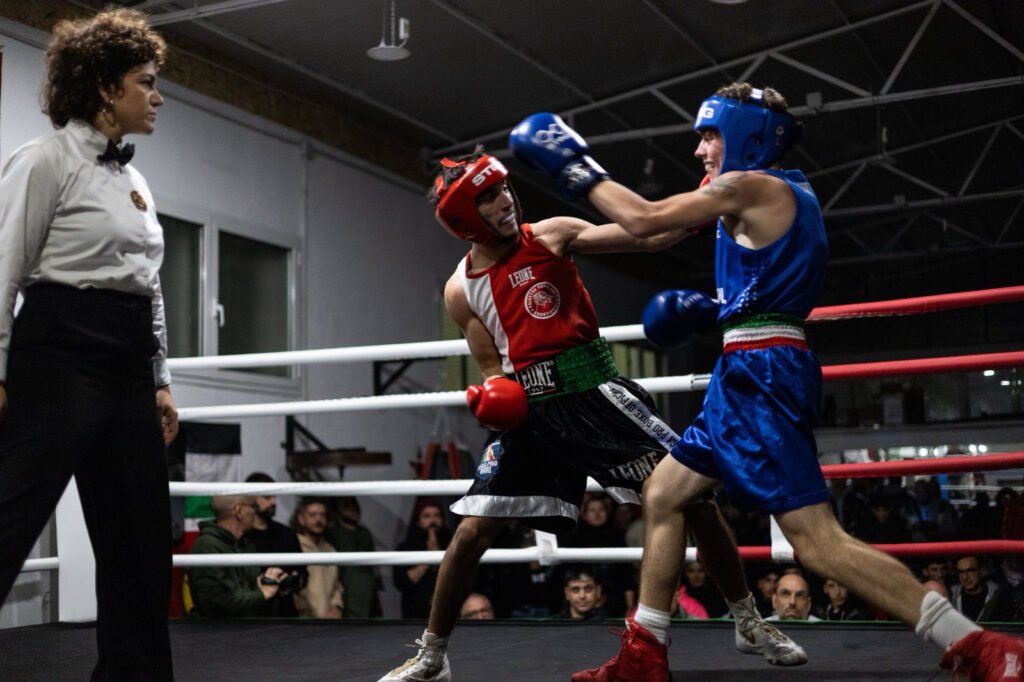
[670,344,830,514]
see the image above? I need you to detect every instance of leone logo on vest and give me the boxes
[524,282,560,319]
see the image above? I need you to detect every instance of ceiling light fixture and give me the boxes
[367,0,410,62]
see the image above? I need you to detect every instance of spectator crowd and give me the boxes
[182,472,1024,625]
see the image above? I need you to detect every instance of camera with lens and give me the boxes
[277,570,304,594]
[261,569,305,595]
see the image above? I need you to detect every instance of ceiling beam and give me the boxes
[769,52,871,97]
[875,163,949,199]
[148,0,290,27]
[810,115,1023,179]
[997,199,1024,244]
[437,0,936,153]
[881,0,940,94]
[823,163,867,212]
[881,215,921,253]
[943,0,1024,63]
[825,189,1024,219]
[826,242,1024,267]
[576,77,1024,147]
[429,1,693,175]
[958,123,1002,196]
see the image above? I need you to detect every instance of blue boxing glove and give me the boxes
[642,290,719,349]
[509,112,610,199]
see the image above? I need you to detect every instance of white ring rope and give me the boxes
[177,374,712,421]
[172,546,657,568]
[167,324,645,371]
[24,292,1021,579]
[20,558,60,573]
[168,479,609,497]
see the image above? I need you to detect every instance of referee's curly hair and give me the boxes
[42,7,167,128]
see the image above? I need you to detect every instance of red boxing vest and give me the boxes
[457,224,600,373]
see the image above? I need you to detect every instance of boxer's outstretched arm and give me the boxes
[588,174,742,238]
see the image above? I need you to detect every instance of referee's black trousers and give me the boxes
[0,283,174,681]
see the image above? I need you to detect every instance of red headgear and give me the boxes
[434,155,516,246]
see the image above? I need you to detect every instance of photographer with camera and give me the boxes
[246,472,309,616]
[292,498,344,618]
[187,495,288,618]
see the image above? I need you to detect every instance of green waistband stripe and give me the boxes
[521,337,620,402]
[721,312,805,332]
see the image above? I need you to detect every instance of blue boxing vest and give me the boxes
[714,168,828,323]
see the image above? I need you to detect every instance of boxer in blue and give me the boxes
[512,82,1022,681]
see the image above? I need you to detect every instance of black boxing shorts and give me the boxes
[450,375,679,535]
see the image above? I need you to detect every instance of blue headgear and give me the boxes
[694,89,801,174]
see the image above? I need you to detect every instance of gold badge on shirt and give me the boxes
[130,190,148,212]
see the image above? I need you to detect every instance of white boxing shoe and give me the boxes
[732,596,808,666]
[378,630,452,681]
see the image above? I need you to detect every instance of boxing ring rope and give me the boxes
[24,455,1024,574]
[172,284,1024,421]
[157,450,1024,569]
[806,284,1024,321]
[166,284,1024,373]
[175,350,1023,421]
[22,285,1024,621]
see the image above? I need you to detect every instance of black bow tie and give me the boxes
[97,139,134,166]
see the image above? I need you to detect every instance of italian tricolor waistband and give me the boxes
[721,313,808,353]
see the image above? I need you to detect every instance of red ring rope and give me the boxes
[735,540,1024,561]
[823,351,1024,381]
[820,452,1024,479]
[808,285,1024,322]
[719,454,1024,562]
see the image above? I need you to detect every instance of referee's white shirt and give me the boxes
[0,119,170,385]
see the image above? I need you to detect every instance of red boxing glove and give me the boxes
[687,174,717,235]
[465,376,528,431]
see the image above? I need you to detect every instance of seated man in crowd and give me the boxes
[767,573,820,622]
[816,578,870,621]
[293,498,343,618]
[560,494,635,616]
[752,566,780,618]
[459,593,496,621]
[952,555,1012,622]
[246,472,308,617]
[326,496,381,618]
[920,558,950,590]
[557,566,609,621]
[394,498,453,619]
[188,495,286,618]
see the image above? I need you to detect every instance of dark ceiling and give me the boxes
[117,0,1022,303]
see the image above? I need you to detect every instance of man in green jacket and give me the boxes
[188,495,286,618]
[326,496,382,618]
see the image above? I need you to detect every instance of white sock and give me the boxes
[915,590,981,649]
[634,604,672,644]
[726,592,758,620]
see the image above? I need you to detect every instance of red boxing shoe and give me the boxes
[571,619,671,682]
[940,630,1024,680]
